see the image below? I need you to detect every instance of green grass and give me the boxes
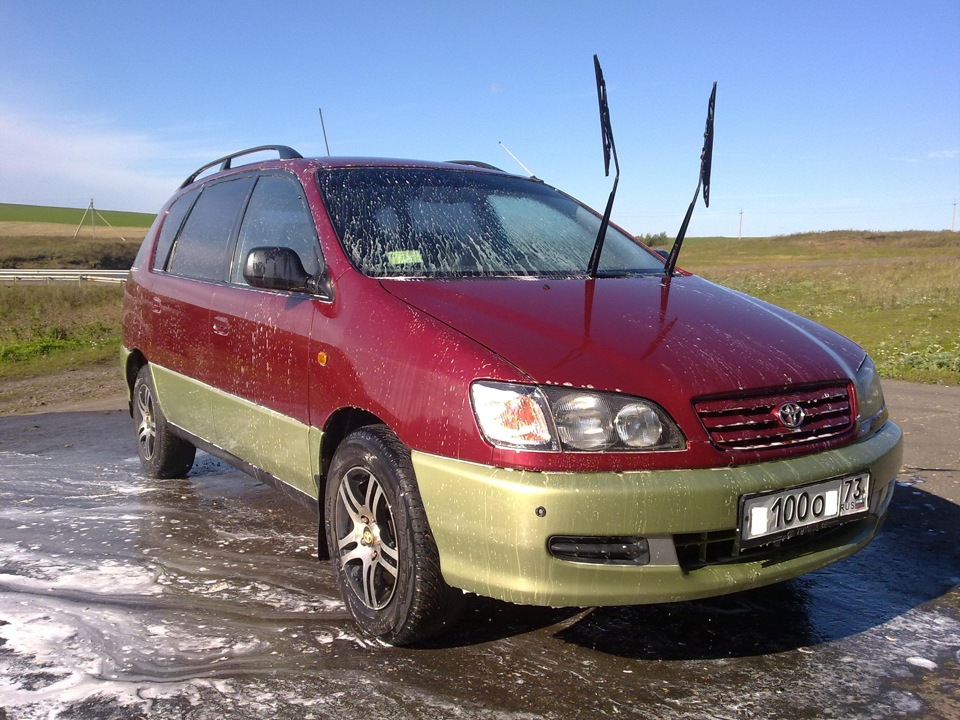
[677,230,958,264]
[0,284,124,381]
[0,202,155,227]
[0,206,139,381]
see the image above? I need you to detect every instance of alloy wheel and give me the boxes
[135,383,157,461]
[333,466,400,610]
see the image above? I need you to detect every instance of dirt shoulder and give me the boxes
[2,369,956,504]
[0,362,127,416]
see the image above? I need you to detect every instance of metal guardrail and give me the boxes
[0,269,128,284]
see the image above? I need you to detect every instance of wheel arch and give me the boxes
[124,350,148,414]
[315,406,391,559]
[320,407,391,479]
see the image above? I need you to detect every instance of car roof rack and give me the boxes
[180,145,303,188]
[446,160,505,172]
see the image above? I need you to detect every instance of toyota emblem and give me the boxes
[777,402,806,429]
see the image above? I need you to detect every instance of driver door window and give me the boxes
[232,174,321,284]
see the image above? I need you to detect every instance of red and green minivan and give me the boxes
[122,146,902,644]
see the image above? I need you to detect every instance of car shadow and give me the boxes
[423,485,959,655]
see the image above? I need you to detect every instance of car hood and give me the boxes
[381,275,863,400]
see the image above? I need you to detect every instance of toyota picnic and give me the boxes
[121,58,902,644]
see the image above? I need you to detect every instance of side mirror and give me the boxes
[244,247,327,295]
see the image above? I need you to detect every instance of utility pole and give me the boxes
[71,199,127,241]
[73,199,97,239]
[738,209,743,240]
[953,201,957,232]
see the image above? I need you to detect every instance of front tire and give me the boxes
[132,365,196,478]
[325,425,462,645]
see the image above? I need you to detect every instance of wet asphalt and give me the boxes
[0,382,957,719]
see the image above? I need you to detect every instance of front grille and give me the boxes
[694,384,854,452]
[674,521,857,571]
[673,530,739,567]
[674,529,797,570]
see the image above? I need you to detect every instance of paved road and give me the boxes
[0,382,957,719]
[883,380,960,505]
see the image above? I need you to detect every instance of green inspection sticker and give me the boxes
[386,250,423,265]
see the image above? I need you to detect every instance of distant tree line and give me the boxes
[637,232,670,246]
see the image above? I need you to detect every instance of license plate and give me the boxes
[738,473,870,548]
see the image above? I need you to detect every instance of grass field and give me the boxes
[0,283,122,380]
[1,204,958,394]
[0,202,153,270]
[0,202,155,227]
[0,204,146,397]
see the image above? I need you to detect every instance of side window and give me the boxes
[232,174,322,284]
[168,176,254,281]
[132,215,159,270]
[152,186,200,271]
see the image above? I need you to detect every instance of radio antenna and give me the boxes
[498,141,536,177]
[318,107,331,156]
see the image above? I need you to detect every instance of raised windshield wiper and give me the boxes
[664,82,717,277]
[586,54,620,279]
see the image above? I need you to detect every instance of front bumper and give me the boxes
[412,421,902,607]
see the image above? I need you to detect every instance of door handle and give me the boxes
[151,296,162,314]
[212,316,231,337]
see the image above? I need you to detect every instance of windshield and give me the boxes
[316,167,664,279]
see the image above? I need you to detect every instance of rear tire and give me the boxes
[132,365,196,478]
[325,425,462,645]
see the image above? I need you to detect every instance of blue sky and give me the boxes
[1,1,958,237]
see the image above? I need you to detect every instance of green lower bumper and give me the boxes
[412,422,902,607]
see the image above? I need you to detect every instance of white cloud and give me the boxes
[927,149,959,160]
[0,106,213,212]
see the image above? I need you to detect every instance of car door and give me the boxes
[207,173,326,492]
[149,175,254,440]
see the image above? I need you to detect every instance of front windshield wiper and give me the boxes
[592,269,663,279]
[664,82,717,277]
[586,55,620,279]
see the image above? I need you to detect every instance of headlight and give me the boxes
[613,402,665,448]
[854,355,887,436]
[552,393,617,450]
[471,381,685,452]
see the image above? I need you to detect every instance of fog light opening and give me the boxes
[548,536,650,566]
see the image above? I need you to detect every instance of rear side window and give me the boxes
[132,214,160,270]
[232,174,322,284]
[152,186,200,271]
[168,177,254,281]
